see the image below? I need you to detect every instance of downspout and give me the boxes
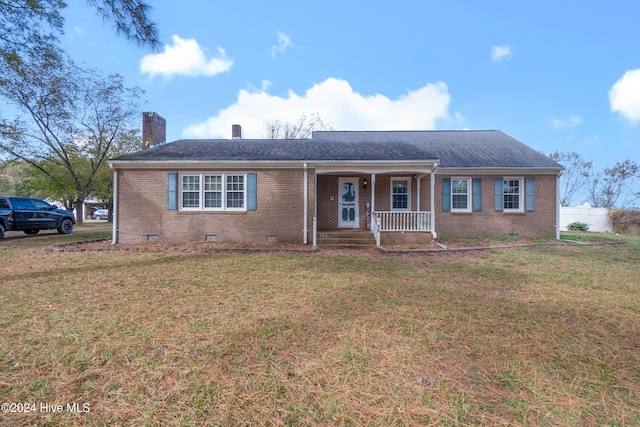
[556,171,562,240]
[111,168,118,244]
[303,163,308,244]
[313,171,317,247]
[430,162,438,240]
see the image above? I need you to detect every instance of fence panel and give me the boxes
[560,206,611,232]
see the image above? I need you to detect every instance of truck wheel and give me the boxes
[0,223,4,239]
[57,219,74,235]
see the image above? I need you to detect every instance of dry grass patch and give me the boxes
[0,233,639,426]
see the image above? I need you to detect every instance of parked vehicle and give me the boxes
[92,209,109,220]
[0,196,76,239]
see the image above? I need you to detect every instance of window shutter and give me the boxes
[472,178,482,211]
[167,173,177,210]
[526,177,535,212]
[442,178,451,212]
[247,172,257,211]
[494,178,503,211]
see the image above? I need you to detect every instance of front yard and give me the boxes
[0,228,638,426]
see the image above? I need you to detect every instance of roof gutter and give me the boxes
[437,167,564,175]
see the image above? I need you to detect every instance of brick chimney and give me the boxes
[232,124,242,139]
[142,112,166,149]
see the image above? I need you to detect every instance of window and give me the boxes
[502,178,523,212]
[181,175,200,208]
[451,178,471,212]
[180,173,246,210]
[204,175,222,208]
[226,175,245,208]
[391,178,410,210]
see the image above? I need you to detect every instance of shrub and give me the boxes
[567,221,589,231]
[610,210,640,235]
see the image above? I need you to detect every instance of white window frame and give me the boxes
[390,177,411,211]
[503,177,524,213]
[451,177,472,212]
[179,173,247,211]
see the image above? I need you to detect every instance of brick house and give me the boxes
[108,112,564,246]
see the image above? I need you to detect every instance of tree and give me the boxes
[0,48,144,223]
[90,129,142,220]
[263,113,332,139]
[0,0,160,62]
[85,0,160,49]
[0,159,30,195]
[586,160,640,209]
[548,151,593,206]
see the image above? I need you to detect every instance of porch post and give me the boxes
[430,166,437,239]
[371,173,376,213]
[416,175,421,212]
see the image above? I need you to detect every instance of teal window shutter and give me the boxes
[526,177,535,212]
[494,178,503,211]
[472,178,482,211]
[167,173,177,210]
[442,178,451,212]
[247,172,257,211]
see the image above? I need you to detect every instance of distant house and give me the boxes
[108,113,563,247]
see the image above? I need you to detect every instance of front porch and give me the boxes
[313,170,437,248]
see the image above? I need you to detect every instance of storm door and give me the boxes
[338,177,359,228]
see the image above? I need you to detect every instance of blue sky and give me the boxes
[59,0,640,170]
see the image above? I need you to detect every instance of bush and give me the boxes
[567,221,589,231]
[610,210,640,235]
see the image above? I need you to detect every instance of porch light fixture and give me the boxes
[363,179,368,189]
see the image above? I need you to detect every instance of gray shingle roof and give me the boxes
[112,130,562,169]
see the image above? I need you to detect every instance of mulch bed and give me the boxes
[43,236,626,255]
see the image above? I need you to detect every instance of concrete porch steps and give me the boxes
[316,230,376,249]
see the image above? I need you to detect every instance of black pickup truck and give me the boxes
[0,196,75,239]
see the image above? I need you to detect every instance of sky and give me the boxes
[57,0,640,170]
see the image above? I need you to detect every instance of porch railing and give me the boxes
[372,211,431,232]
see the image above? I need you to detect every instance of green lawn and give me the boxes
[0,230,638,426]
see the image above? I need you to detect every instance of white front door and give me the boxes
[338,177,359,228]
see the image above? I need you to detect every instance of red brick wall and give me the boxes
[115,168,314,244]
[116,169,557,244]
[435,174,558,239]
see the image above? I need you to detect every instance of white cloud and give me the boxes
[182,78,453,138]
[140,35,233,80]
[551,115,583,130]
[491,45,512,62]
[270,31,293,59]
[610,68,640,123]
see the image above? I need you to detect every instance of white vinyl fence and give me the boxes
[559,205,611,232]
